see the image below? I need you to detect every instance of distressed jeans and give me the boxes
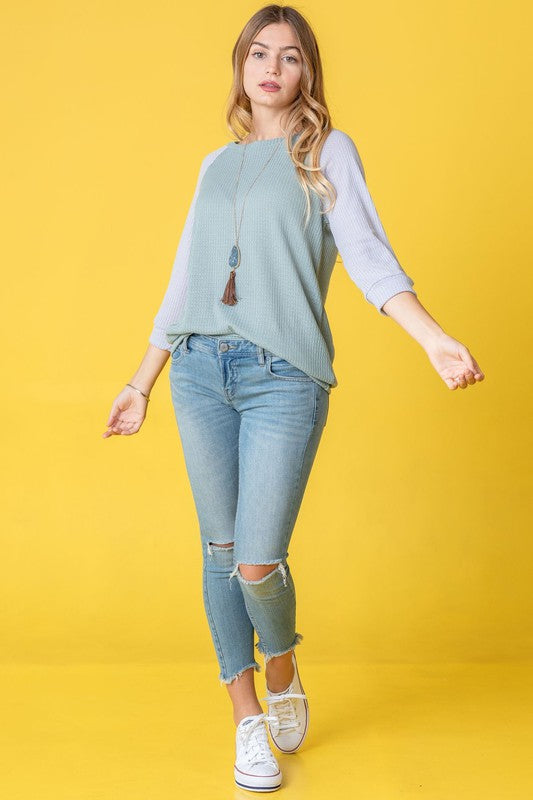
[169,333,329,684]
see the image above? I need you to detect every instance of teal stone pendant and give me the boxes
[228,244,241,268]
[222,243,240,303]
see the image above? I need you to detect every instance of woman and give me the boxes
[103,5,484,793]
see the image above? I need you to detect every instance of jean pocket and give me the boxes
[266,354,313,382]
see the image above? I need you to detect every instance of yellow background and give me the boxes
[1,1,532,797]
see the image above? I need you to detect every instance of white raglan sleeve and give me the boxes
[148,152,213,350]
[321,129,417,316]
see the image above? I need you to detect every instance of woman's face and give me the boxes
[242,22,303,118]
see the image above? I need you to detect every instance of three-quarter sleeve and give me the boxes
[148,151,215,350]
[320,129,417,315]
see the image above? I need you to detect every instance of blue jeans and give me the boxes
[169,333,329,684]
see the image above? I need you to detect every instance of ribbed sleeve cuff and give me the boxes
[366,274,417,316]
[149,328,172,351]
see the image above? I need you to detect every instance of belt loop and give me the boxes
[183,333,192,352]
[257,344,265,365]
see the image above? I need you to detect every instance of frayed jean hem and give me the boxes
[219,660,262,685]
[257,632,304,664]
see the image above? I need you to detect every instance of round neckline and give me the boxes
[231,135,286,146]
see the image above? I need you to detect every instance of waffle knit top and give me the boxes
[149,128,417,392]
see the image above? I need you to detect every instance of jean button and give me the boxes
[219,342,229,352]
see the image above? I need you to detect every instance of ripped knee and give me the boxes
[238,563,278,581]
[229,560,289,590]
[206,540,234,556]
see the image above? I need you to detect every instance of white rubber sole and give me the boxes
[234,764,282,792]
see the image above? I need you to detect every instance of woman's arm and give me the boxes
[321,130,484,391]
[382,291,485,390]
[103,145,228,439]
[127,342,170,397]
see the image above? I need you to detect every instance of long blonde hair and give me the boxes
[225,4,337,227]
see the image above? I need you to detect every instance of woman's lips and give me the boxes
[259,82,281,92]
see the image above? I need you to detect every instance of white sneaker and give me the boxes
[234,712,282,792]
[261,651,309,753]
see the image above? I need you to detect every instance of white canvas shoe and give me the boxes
[234,712,282,792]
[262,651,309,753]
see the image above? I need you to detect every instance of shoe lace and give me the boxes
[240,713,279,767]
[260,692,307,733]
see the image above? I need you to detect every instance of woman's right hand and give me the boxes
[103,385,149,438]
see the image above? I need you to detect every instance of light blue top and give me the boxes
[149,129,417,392]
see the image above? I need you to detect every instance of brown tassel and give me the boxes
[221,269,238,305]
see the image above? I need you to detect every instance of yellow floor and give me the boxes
[1,661,531,798]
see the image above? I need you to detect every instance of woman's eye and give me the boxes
[251,51,298,63]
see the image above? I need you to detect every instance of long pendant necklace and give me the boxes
[221,138,283,305]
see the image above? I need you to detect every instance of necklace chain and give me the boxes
[232,139,283,249]
[221,138,283,305]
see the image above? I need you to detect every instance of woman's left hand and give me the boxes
[425,333,485,390]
